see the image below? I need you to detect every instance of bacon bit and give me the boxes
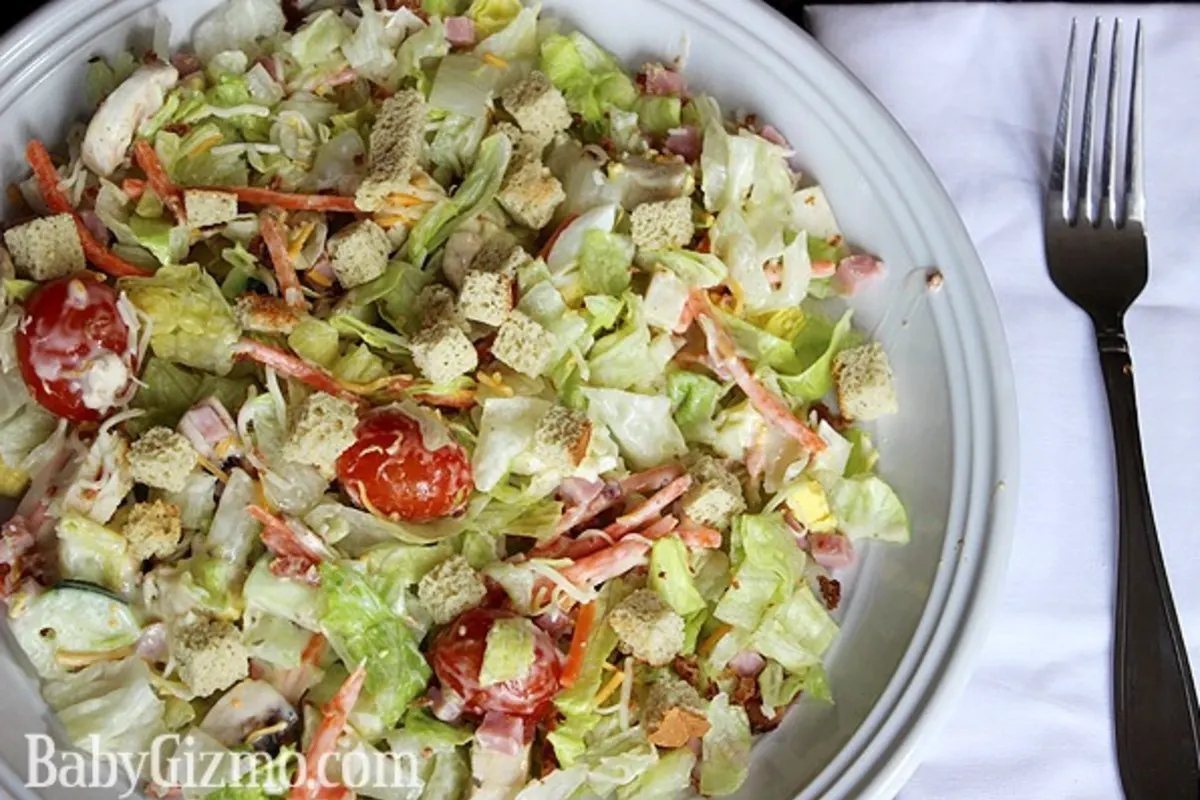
[560,601,596,689]
[25,140,152,278]
[648,706,710,748]
[693,301,826,454]
[698,624,732,658]
[818,575,842,610]
[289,662,367,800]
[259,212,308,310]
[200,185,361,213]
[673,654,702,688]
[133,140,185,221]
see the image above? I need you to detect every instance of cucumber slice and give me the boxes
[10,582,140,678]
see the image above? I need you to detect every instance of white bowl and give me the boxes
[0,1,1018,798]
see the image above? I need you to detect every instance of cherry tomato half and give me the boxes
[429,608,563,717]
[336,408,472,523]
[15,275,133,423]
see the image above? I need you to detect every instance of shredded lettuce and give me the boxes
[637,249,727,288]
[715,513,804,630]
[578,229,634,296]
[42,657,167,758]
[407,133,512,266]
[666,369,724,443]
[827,475,909,543]
[583,387,686,469]
[467,0,523,37]
[635,95,682,136]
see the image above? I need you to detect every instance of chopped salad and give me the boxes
[0,0,909,797]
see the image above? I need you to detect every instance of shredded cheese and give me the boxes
[386,193,426,208]
[594,669,625,706]
[482,52,509,69]
[618,656,634,730]
[527,560,598,606]
[288,221,317,261]
[196,454,231,484]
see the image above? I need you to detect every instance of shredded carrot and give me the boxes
[538,213,579,262]
[202,185,361,213]
[698,623,733,658]
[259,211,308,311]
[560,601,597,689]
[25,140,152,278]
[133,140,185,221]
[300,632,326,666]
[233,338,365,405]
[594,669,625,706]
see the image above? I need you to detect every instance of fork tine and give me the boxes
[1125,20,1145,224]
[1050,20,1077,222]
[1079,19,1102,226]
[1100,20,1121,225]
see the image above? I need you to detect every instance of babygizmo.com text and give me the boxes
[25,734,425,798]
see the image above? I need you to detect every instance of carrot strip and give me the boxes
[639,515,679,540]
[259,211,308,310]
[232,338,365,406]
[122,178,147,199]
[203,185,361,213]
[133,140,185,221]
[25,140,153,278]
[561,539,651,588]
[290,662,367,800]
[675,519,723,549]
[560,601,597,689]
[246,505,326,564]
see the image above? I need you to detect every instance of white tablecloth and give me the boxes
[807,4,1200,798]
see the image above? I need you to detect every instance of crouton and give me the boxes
[117,499,184,561]
[417,555,488,625]
[831,342,898,421]
[233,293,303,335]
[410,320,479,385]
[458,270,514,327]
[328,219,391,288]
[500,71,572,148]
[680,456,746,531]
[129,427,199,494]
[280,392,358,473]
[183,189,239,228]
[492,121,541,160]
[491,311,554,377]
[470,237,531,279]
[4,214,85,281]
[355,89,426,212]
[416,284,466,330]
[608,588,686,666]
[498,157,565,230]
[531,406,592,470]
[171,617,249,698]
[643,675,711,748]
[630,196,694,251]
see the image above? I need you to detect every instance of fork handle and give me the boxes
[1098,326,1200,798]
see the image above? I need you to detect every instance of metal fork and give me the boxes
[1045,19,1200,797]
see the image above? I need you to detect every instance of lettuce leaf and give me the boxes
[319,561,431,731]
[715,513,804,630]
[649,535,706,617]
[582,387,686,470]
[827,475,909,543]
[665,370,723,443]
[539,32,637,124]
[467,0,522,37]
[750,585,837,672]
[120,264,242,375]
[636,249,726,288]
[616,747,695,800]
[471,396,552,492]
[42,657,167,757]
[776,308,855,404]
[699,692,751,796]
[578,229,634,296]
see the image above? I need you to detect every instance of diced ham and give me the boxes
[759,124,790,149]
[729,650,766,677]
[809,532,855,571]
[79,210,110,246]
[640,63,687,97]
[177,396,241,460]
[664,126,701,163]
[476,711,528,756]
[429,686,466,724]
[832,254,884,296]
[445,16,477,48]
[557,477,606,507]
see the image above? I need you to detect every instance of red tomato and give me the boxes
[15,275,133,423]
[336,408,472,523]
[429,608,563,717]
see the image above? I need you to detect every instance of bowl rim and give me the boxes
[0,0,1019,798]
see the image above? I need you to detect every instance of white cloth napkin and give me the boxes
[807,4,1200,799]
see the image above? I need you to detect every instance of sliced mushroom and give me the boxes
[200,679,301,755]
[81,63,179,177]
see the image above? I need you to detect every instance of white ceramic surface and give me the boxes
[0,1,1018,798]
